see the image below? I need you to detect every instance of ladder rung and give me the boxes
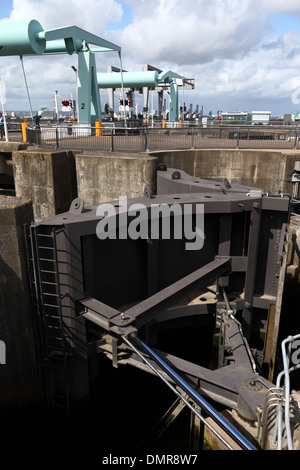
[44,315,61,321]
[36,233,54,238]
[37,246,55,250]
[44,325,61,332]
[44,313,60,322]
[42,281,59,286]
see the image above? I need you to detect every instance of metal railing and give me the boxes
[274,335,300,450]
[25,123,300,152]
[258,334,300,450]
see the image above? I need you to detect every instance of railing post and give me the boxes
[110,128,114,152]
[191,130,195,150]
[144,128,149,152]
[55,127,59,149]
[236,127,240,149]
[35,128,41,147]
[294,129,298,150]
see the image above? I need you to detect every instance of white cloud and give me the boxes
[262,0,300,16]
[113,0,269,66]
[0,0,299,114]
[7,0,123,33]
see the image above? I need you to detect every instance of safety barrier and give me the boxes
[24,123,300,152]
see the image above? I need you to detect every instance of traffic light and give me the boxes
[61,99,72,108]
[119,98,130,107]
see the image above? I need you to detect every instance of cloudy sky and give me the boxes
[1,0,300,116]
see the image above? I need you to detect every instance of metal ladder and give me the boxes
[29,226,72,411]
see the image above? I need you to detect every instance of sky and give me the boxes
[1,0,300,116]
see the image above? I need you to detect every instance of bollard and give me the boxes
[95,119,102,136]
[162,119,166,129]
[21,119,27,142]
[179,118,183,128]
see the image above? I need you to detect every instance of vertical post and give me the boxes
[242,202,262,340]
[54,90,59,120]
[294,129,297,150]
[144,128,149,152]
[190,405,204,450]
[55,127,59,149]
[22,119,27,142]
[170,80,179,122]
[95,119,102,136]
[191,130,195,150]
[110,128,114,152]
[77,49,101,124]
[182,77,185,123]
[20,56,33,120]
[118,51,127,129]
[0,78,8,142]
[236,127,240,149]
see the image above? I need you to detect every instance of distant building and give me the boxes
[251,111,271,125]
[221,112,248,123]
[283,114,295,124]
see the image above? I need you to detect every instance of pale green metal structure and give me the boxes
[97,70,184,121]
[0,19,123,123]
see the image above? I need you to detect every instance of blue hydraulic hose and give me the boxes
[127,335,257,451]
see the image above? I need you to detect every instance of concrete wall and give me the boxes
[75,151,158,205]
[8,147,300,214]
[0,197,40,409]
[12,149,77,221]
[0,143,28,189]
[151,149,300,195]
